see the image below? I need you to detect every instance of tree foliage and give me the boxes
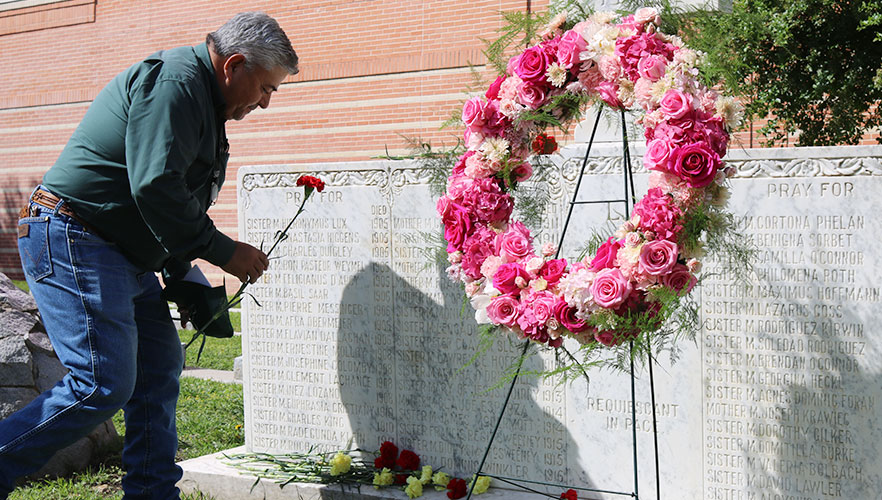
[657,0,882,146]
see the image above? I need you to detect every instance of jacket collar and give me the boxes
[194,42,226,119]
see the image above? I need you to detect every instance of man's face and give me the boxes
[223,59,288,121]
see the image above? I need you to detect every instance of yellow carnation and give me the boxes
[471,475,491,494]
[432,471,451,489]
[329,452,351,476]
[405,476,424,498]
[419,465,433,485]
[373,467,394,488]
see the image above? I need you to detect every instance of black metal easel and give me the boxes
[465,107,662,500]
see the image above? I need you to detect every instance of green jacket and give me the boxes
[43,42,236,274]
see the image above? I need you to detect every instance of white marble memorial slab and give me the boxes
[238,145,882,498]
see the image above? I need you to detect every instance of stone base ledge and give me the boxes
[178,447,551,499]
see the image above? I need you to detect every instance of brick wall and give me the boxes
[0,0,546,282]
[1,1,876,283]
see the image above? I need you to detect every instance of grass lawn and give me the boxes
[9,377,244,500]
[178,328,242,371]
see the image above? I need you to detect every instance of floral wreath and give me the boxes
[437,8,743,353]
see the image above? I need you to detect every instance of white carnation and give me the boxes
[479,137,510,164]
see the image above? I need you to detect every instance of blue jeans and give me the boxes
[0,192,184,500]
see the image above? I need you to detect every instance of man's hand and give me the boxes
[221,241,269,284]
[178,306,192,329]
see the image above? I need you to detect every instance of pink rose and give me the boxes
[452,150,473,176]
[659,89,693,119]
[486,75,505,100]
[671,142,720,188]
[486,295,521,327]
[553,299,591,333]
[638,239,678,276]
[446,173,472,201]
[556,29,587,70]
[595,81,622,108]
[496,226,532,261]
[594,330,627,347]
[517,81,547,110]
[662,263,697,293]
[462,97,484,129]
[590,268,632,309]
[442,204,472,253]
[540,258,568,286]
[590,237,623,271]
[643,138,672,172]
[493,262,531,295]
[637,54,667,81]
[436,195,452,218]
[514,46,549,84]
[513,161,533,182]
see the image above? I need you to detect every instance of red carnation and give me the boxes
[296,175,325,192]
[396,449,420,471]
[561,489,579,500]
[394,473,409,485]
[447,478,468,499]
[532,133,558,154]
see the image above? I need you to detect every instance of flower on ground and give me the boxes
[433,471,451,489]
[561,488,579,500]
[329,452,351,476]
[405,476,424,498]
[419,465,433,485]
[373,467,394,488]
[471,475,491,494]
[447,477,467,499]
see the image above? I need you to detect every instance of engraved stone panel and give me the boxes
[238,145,882,497]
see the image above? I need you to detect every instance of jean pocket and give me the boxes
[18,216,53,281]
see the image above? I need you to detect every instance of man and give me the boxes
[1,12,297,499]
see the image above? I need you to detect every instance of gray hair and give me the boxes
[207,12,298,75]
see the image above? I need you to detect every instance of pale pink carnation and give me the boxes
[686,258,702,273]
[557,267,596,313]
[542,243,556,257]
[481,255,506,281]
[598,55,622,81]
[464,153,495,179]
[633,78,655,107]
